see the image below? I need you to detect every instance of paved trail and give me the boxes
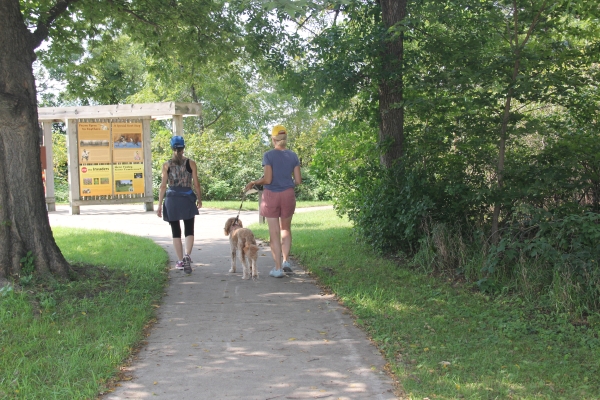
[49,205,398,399]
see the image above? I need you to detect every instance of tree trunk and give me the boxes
[490,2,546,243]
[378,0,406,168]
[0,0,70,279]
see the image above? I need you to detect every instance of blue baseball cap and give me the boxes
[170,135,185,149]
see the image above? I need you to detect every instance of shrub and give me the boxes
[483,209,600,313]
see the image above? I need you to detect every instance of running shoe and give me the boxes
[175,261,184,270]
[183,254,192,274]
[282,261,292,272]
[269,268,284,278]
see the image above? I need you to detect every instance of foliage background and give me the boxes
[36,0,600,316]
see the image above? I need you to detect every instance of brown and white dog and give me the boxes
[224,217,259,279]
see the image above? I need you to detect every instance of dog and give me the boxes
[224,217,259,279]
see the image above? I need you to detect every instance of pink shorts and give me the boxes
[260,188,296,218]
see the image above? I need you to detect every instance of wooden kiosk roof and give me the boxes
[38,102,201,214]
[38,102,202,122]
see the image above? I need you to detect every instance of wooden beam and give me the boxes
[42,121,56,211]
[38,102,202,122]
[173,115,184,136]
[66,119,80,215]
[142,119,154,212]
[71,197,154,207]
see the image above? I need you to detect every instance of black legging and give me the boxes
[169,218,195,238]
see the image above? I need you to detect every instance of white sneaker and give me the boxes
[282,261,292,272]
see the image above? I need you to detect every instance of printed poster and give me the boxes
[114,164,145,195]
[79,165,112,196]
[112,123,143,162]
[78,123,111,164]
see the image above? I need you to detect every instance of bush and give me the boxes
[206,180,232,200]
[295,168,332,201]
[483,208,600,314]
[54,177,69,203]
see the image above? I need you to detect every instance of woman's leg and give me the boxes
[169,221,184,261]
[173,238,184,261]
[279,188,296,271]
[280,216,293,263]
[183,218,195,257]
[185,236,194,256]
[267,217,282,271]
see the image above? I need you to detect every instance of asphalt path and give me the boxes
[48,204,398,399]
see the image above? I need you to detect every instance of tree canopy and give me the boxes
[3,0,600,310]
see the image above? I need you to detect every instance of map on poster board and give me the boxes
[78,123,111,164]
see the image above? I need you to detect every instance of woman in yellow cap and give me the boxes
[245,125,301,278]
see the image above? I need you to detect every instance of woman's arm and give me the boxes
[293,165,301,186]
[156,163,168,217]
[189,160,203,209]
[244,165,272,192]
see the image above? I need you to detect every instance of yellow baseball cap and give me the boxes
[271,124,287,137]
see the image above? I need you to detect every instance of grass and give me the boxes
[249,209,600,399]
[4,207,598,399]
[0,228,168,399]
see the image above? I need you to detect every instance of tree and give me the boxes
[0,0,241,278]
[49,34,148,106]
[0,0,70,278]
[377,0,406,167]
[240,0,407,166]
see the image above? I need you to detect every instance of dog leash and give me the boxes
[233,187,258,226]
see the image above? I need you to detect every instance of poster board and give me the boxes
[77,122,145,198]
[114,164,145,195]
[79,165,113,196]
[112,122,143,162]
[78,123,111,164]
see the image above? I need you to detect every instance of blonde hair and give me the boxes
[272,134,287,148]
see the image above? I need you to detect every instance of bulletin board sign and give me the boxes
[78,123,111,164]
[79,165,113,196]
[77,121,145,197]
[112,123,143,162]
[114,164,145,195]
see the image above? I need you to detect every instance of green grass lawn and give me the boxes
[249,209,600,399]
[0,228,168,399]
[2,208,598,399]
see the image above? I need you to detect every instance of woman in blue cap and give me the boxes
[157,135,202,274]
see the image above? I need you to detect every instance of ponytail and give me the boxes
[273,133,287,148]
[172,148,185,165]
